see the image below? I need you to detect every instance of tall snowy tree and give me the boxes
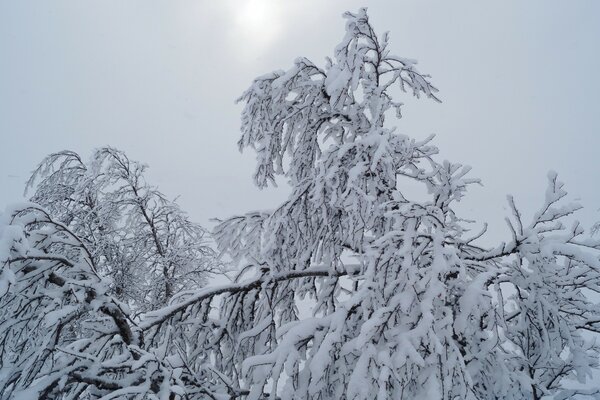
[1,8,600,400]
[209,8,600,399]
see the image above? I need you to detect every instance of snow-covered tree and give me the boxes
[2,8,600,400]
[25,147,219,310]
[208,8,600,399]
[0,204,183,399]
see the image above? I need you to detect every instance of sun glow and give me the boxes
[235,0,281,44]
[238,0,269,29]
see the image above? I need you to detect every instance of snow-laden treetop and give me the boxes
[238,8,439,189]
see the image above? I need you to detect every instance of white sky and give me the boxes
[1,0,599,243]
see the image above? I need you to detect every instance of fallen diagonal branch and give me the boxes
[140,266,348,331]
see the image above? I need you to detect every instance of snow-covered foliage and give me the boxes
[25,147,219,310]
[0,204,183,399]
[1,8,600,400]
[213,9,600,399]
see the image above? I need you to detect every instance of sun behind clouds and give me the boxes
[234,0,283,52]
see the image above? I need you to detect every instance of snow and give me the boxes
[1,8,600,400]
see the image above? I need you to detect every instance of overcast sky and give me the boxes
[1,0,599,243]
